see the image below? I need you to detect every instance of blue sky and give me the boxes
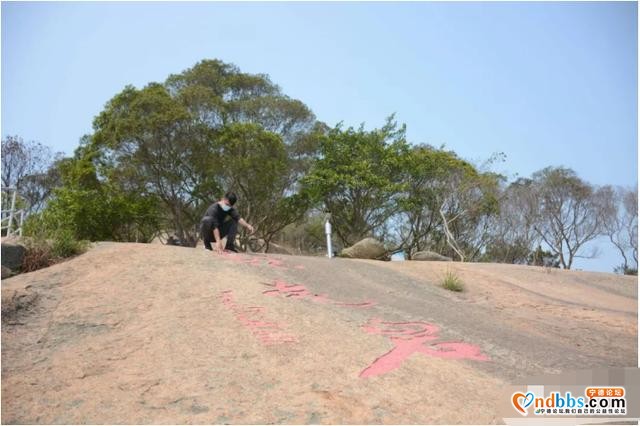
[1,1,637,272]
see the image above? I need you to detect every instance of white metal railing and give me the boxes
[1,188,26,237]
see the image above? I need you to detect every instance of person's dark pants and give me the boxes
[201,217,238,251]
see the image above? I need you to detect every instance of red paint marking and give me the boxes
[359,318,489,378]
[219,290,297,346]
[261,279,375,307]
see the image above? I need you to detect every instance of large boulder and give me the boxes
[340,238,387,260]
[411,250,452,262]
[1,237,26,271]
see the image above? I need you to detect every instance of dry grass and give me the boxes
[20,234,89,273]
[441,269,464,292]
[21,242,55,273]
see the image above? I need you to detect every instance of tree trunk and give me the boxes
[439,208,465,262]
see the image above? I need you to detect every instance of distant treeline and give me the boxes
[1,59,637,273]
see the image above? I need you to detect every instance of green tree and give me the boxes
[215,123,309,250]
[435,166,502,261]
[302,116,410,246]
[25,146,160,242]
[92,83,205,244]
[397,145,478,258]
[90,59,318,246]
[395,145,502,261]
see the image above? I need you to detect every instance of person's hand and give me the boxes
[247,224,255,234]
[215,241,224,254]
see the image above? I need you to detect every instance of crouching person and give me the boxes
[200,192,255,253]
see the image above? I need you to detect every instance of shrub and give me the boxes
[21,213,47,239]
[51,229,88,258]
[614,264,638,276]
[23,211,89,263]
[19,231,89,274]
[441,270,464,292]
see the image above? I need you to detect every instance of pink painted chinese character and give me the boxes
[262,279,332,303]
[359,318,489,378]
[219,290,297,346]
[262,279,375,307]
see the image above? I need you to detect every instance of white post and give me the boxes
[325,219,332,258]
[7,189,17,236]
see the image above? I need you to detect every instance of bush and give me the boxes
[20,231,89,273]
[23,211,89,263]
[21,213,47,239]
[614,264,638,276]
[51,229,88,258]
[441,270,464,292]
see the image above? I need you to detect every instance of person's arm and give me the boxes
[230,208,254,233]
[212,227,224,253]
[238,218,255,234]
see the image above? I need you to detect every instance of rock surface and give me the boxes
[339,238,387,260]
[411,251,453,262]
[2,286,38,324]
[1,242,636,424]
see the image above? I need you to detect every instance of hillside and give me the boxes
[1,242,637,424]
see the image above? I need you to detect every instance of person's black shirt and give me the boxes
[202,203,240,230]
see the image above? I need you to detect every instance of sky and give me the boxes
[1,1,637,272]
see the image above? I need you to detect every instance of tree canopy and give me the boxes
[6,58,636,273]
[302,116,410,246]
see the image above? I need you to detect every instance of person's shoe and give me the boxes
[224,246,238,253]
